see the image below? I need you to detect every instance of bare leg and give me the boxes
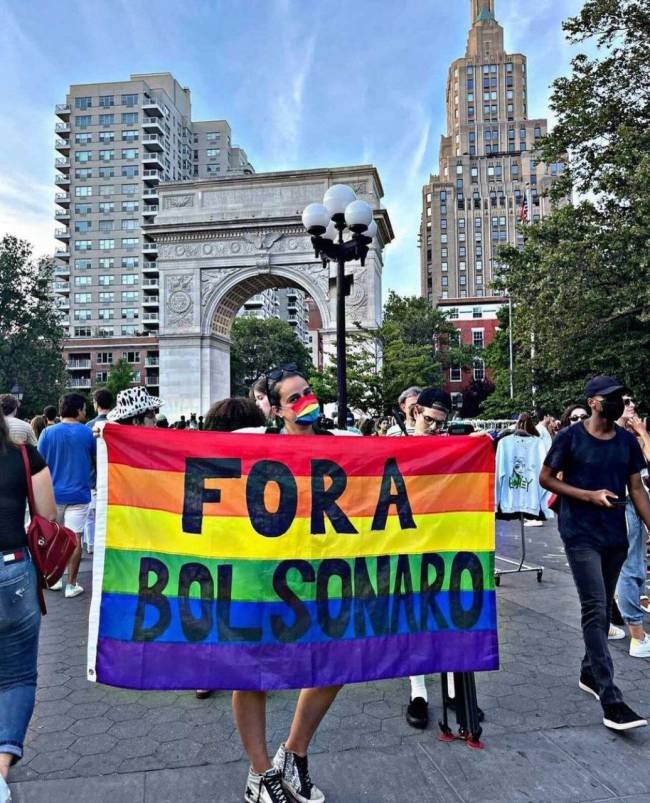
[232,691,270,774]
[0,752,11,780]
[67,533,82,585]
[285,685,342,756]
[629,623,646,640]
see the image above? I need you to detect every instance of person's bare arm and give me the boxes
[539,464,619,508]
[31,467,57,521]
[629,472,650,531]
[628,416,650,464]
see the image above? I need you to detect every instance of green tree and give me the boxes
[102,358,136,397]
[0,236,66,418]
[229,316,313,396]
[311,292,478,415]
[490,0,650,412]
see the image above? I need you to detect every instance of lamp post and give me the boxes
[10,382,24,402]
[302,185,377,430]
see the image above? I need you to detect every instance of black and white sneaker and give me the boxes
[602,702,648,731]
[272,743,324,803]
[245,768,290,803]
[406,696,429,729]
[578,672,600,701]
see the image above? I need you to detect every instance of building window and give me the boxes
[74,310,92,321]
[75,96,92,109]
[75,115,91,128]
[206,148,221,159]
[121,274,138,285]
[74,151,91,163]
[98,220,113,232]
[121,148,138,160]
[98,185,114,196]
[74,221,91,234]
[99,131,115,143]
[473,359,485,381]
[122,257,139,269]
[472,329,484,348]
[122,351,140,363]
[99,150,114,161]
[122,130,139,142]
[98,309,114,320]
[74,133,92,145]
[440,219,447,230]
[98,202,114,214]
[122,112,138,125]
[98,258,114,269]
[97,352,113,364]
[121,219,138,230]
[98,277,114,287]
[74,240,92,251]
[206,164,220,175]
[98,114,114,126]
[74,259,91,270]
[206,132,221,142]
[441,276,448,287]
[121,326,138,336]
[98,167,115,178]
[122,184,137,195]
[74,292,92,304]
[74,327,92,337]
[99,95,114,107]
[122,291,139,302]
[75,168,93,180]
[450,364,462,382]
[122,201,139,212]
[121,166,139,177]
[121,238,139,250]
[121,308,139,320]
[98,239,114,250]
[121,94,138,107]
[98,292,114,303]
[74,276,91,287]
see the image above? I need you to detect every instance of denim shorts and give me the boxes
[0,552,41,763]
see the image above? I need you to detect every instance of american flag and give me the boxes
[519,194,529,223]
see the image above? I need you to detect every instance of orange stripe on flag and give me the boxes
[108,463,493,518]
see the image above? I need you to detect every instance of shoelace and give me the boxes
[265,773,288,803]
[294,756,313,794]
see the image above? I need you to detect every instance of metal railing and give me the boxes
[55,104,71,114]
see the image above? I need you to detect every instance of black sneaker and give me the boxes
[602,702,648,731]
[245,768,290,803]
[406,696,429,729]
[272,744,324,803]
[578,672,600,701]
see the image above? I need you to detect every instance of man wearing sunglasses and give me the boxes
[540,376,650,731]
[614,394,650,657]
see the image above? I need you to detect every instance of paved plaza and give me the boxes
[8,520,650,803]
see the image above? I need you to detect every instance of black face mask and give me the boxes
[599,395,625,422]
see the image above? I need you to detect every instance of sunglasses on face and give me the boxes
[265,363,305,400]
[570,413,588,422]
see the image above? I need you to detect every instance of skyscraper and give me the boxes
[54,73,254,394]
[420,2,562,394]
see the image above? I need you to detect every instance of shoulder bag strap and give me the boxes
[20,445,37,517]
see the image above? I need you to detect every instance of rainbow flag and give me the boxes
[87,425,498,690]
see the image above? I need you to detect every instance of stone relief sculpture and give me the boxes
[162,194,194,210]
[166,274,195,329]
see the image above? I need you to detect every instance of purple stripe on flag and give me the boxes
[95,630,499,691]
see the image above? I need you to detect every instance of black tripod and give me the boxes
[438,672,484,749]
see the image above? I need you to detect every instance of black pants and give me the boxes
[564,542,628,706]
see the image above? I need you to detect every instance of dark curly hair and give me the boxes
[204,397,266,432]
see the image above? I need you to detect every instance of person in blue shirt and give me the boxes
[37,393,96,599]
[540,376,650,732]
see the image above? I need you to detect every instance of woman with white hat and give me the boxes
[106,386,163,427]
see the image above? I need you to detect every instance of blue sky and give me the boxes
[0,0,583,296]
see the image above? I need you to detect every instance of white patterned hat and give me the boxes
[107,386,164,422]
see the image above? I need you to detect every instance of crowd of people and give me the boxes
[0,368,649,803]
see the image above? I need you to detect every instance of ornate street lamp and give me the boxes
[302,185,376,430]
[10,382,24,402]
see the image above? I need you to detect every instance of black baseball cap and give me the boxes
[417,387,452,413]
[584,375,627,399]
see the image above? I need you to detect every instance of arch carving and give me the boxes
[201,263,331,338]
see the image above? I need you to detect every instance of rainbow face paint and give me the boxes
[291,394,320,426]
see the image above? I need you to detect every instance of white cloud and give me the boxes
[0,173,54,259]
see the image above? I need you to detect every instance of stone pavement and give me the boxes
[8,519,650,803]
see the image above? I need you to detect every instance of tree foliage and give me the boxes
[311,291,477,415]
[102,358,136,397]
[0,236,66,418]
[229,316,313,396]
[488,0,650,415]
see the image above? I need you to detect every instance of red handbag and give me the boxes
[21,446,78,615]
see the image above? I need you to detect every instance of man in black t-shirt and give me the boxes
[540,375,650,732]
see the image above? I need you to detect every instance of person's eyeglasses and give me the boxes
[265,363,301,398]
[570,413,588,422]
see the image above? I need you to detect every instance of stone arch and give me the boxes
[202,264,332,338]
